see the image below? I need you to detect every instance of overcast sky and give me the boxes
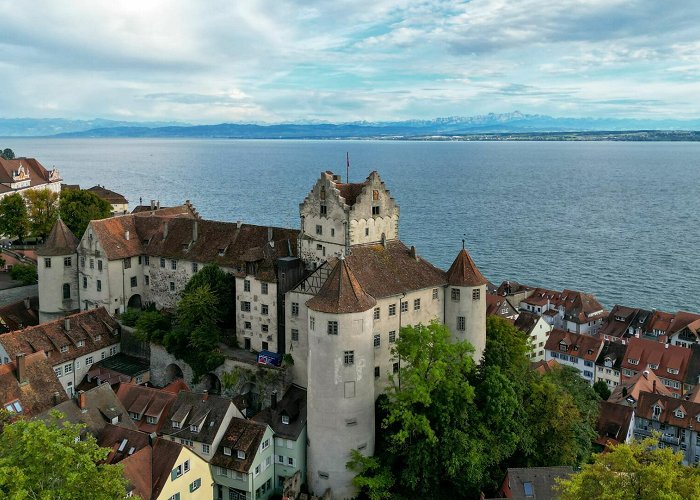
[1,1,699,123]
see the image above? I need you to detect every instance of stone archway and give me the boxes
[127,294,142,309]
[165,363,184,383]
[202,373,222,395]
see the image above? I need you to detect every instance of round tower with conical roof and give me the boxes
[37,218,80,322]
[444,245,488,361]
[305,258,377,498]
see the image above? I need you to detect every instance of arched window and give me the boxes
[62,283,70,300]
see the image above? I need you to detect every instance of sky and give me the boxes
[1,1,699,124]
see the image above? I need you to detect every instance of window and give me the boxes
[97,259,103,271]
[64,257,72,267]
[123,257,131,269]
[192,262,198,273]
[388,304,396,316]
[244,279,250,292]
[457,316,466,331]
[172,420,180,429]
[261,438,270,450]
[373,334,380,348]
[184,460,190,473]
[130,276,137,287]
[254,465,261,477]
[83,277,87,289]
[190,424,199,432]
[315,225,322,235]
[63,283,71,300]
[320,204,327,216]
[292,302,299,316]
[261,282,268,294]
[97,280,102,292]
[241,301,251,312]
[189,478,201,492]
[202,444,210,454]
[432,288,438,300]
[400,301,408,313]
[331,228,335,237]
[318,471,329,479]
[559,342,568,352]
[374,307,380,320]
[160,257,165,268]
[374,366,380,378]
[144,256,149,266]
[451,288,460,301]
[101,351,106,360]
[237,450,246,459]
[44,258,51,268]
[309,316,315,330]
[60,345,68,353]
[287,457,295,467]
[674,409,685,418]
[628,358,639,365]
[584,360,593,367]
[223,447,231,456]
[261,304,269,315]
[344,350,354,365]
[393,362,399,373]
[64,363,73,374]
[169,281,175,291]
[389,330,396,343]
[54,367,63,377]
[413,298,421,310]
[244,321,251,329]
[365,228,369,236]
[328,321,338,335]
[472,289,480,300]
[168,494,180,500]
[523,481,534,497]
[653,405,662,419]
[145,275,150,286]
[85,356,93,366]
[291,329,299,341]
[109,346,117,355]
[262,341,269,351]
[372,206,380,216]
[262,324,268,333]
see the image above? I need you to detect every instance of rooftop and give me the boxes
[0,350,67,417]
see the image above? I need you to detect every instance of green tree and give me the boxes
[0,193,29,242]
[182,263,236,326]
[557,437,700,499]
[59,189,112,238]
[9,263,37,285]
[593,379,611,400]
[346,449,394,500]
[25,188,59,240]
[0,148,14,160]
[0,413,128,499]
[134,310,172,344]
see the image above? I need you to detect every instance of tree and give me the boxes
[59,189,112,238]
[593,379,611,401]
[134,310,172,344]
[0,148,14,160]
[182,263,236,326]
[0,413,128,498]
[9,264,37,285]
[346,449,394,500]
[557,437,700,499]
[0,193,28,241]
[25,188,59,240]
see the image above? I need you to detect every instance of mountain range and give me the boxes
[1,112,699,139]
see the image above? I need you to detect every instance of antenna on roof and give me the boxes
[346,152,350,183]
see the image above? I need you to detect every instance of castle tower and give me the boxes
[305,258,377,498]
[444,246,488,361]
[37,218,80,323]
[299,171,399,268]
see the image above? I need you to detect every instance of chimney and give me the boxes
[149,432,157,447]
[271,391,277,410]
[78,390,87,411]
[409,245,417,260]
[268,227,273,242]
[64,317,71,331]
[125,230,130,241]
[202,390,209,402]
[665,343,669,349]
[653,379,657,393]
[150,199,155,210]
[163,221,169,240]
[643,370,649,380]
[236,220,242,229]
[23,297,30,310]
[192,220,198,243]
[157,201,160,209]
[53,392,62,405]
[16,353,26,384]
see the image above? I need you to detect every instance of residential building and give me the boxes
[0,351,67,417]
[497,466,573,499]
[0,307,120,397]
[608,368,672,406]
[597,304,652,342]
[38,383,136,436]
[0,296,39,333]
[634,392,700,465]
[514,311,552,362]
[99,425,211,499]
[595,401,634,449]
[86,185,129,215]
[37,218,80,322]
[161,391,243,461]
[620,338,693,398]
[252,385,308,495]
[87,352,151,387]
[593,341,628,389]
[666,311,700,348]
[0,157,61,200]
[211,418,275,500]
[544,329,604,384]
[486,293,519,321]
[494,280,535,310]
[520,287,607,334]
[115,382,184,433]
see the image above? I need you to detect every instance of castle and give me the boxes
[37,170,487,498]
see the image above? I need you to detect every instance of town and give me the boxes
[0,152,699,499]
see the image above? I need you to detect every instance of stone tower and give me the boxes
[305,258,377,498]
[37,218,80,323]
[444,246,488,361]
[299,171,399,268]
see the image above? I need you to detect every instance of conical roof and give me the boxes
[307,259,376,314]
[37,218,79,256]
[445,248,488,287]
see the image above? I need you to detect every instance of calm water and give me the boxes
[6,138,700,313]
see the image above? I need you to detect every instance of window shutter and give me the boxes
[171,469,177,481]
[189,482,194,492]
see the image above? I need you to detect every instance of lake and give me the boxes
[5,138,700,313]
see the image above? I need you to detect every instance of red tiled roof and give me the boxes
[0,296,39,333]
[86,185,127,205]
[0,157,57,187]
[595,401,633,447]
[608,369,671,405]
[445,248,488,287]
[307,258,376,314]
[620,337,692,384]
[636,392,700,429]
[544,329,604,362]
[115,382,180,433]
[211,418,268,473]
[37,218,79,256]
[0,350,67,417]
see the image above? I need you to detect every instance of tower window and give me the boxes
[432,288,438,300]
[373,307,380,320]
[472,289,480,300]
[373,334,380,348]
[344,350,354,365]
[374,366,380,378]
[451,289,460,301]
[244,279,250,292]
[400,301,408,313]
[316,225,322,235]
[457,316,466,331]
[372,206,380,216]
[44,258,51,268]
[413,298,421,310]
[389,330,396,343]
[63,257,72,267]
[328,321,339,335]
[62,283,71,299]
[365,228,369,236]
[388,304,396,316]
[320,204,327,216]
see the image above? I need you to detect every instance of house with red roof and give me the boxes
[521,287,607,335]
[0,157,61,200]
[620,337,693,397]
[544,329,604,384]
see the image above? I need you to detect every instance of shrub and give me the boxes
[10,264,37,285]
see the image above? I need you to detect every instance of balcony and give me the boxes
[661,434,680,446]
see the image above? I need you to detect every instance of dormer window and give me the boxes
[77,340,84,348]
[172,421,181,429]
[667,368,679,375]
[60,346,68,353]
[146,416,157,425]
[559,342,567,352]
[95,335,101,341]
[190,424,198,432]
[587,349,593,355]
[281,415,290,425]
[237,450,245,459]
[648,364,658,370]
[652,405,662,419]
[218,248,225,256]
[628,358,639,365]
[224,447,231,456]
[674,409,685,418]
